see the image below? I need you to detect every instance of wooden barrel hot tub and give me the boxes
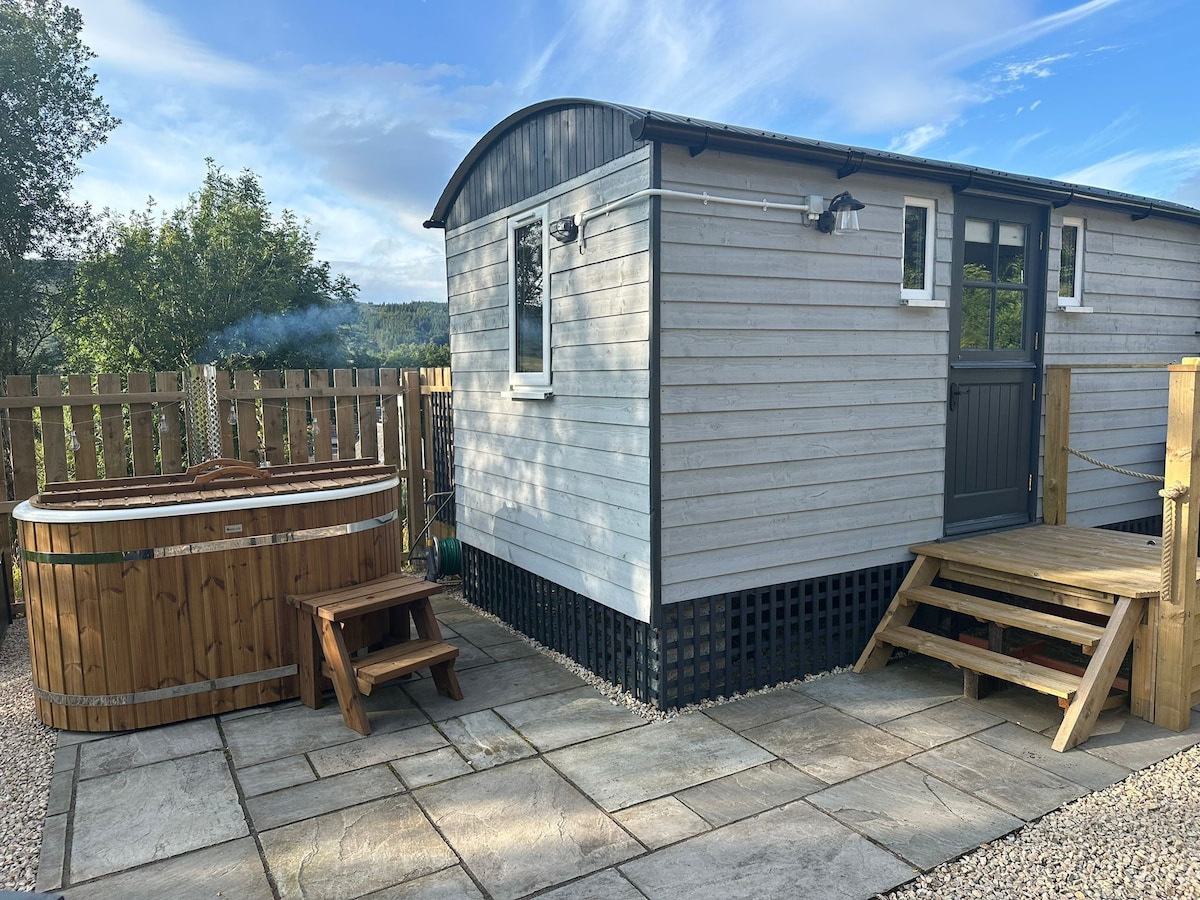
[15,458,401,731]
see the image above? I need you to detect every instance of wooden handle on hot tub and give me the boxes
[188,460,273,486]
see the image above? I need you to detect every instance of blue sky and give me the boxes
[69,0,1199,303]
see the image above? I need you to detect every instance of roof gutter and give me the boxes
[630,116,1200,228]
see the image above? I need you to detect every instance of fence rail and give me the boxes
[1,367,453,620]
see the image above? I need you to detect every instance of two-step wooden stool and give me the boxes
[287,573,463,734]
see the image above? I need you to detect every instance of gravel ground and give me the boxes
[0,622,56,892]
[1,594,1197,898]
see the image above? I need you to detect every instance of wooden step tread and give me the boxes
[289,574,442,620]
[319,639,459,694]
[900,585,1108,650]
[877,626,1083,700]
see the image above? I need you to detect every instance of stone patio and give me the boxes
[37,592,1200,900]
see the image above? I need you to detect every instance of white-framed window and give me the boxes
[507,205,552,392]
[900,197,936,303]
[1058,216,1085,308]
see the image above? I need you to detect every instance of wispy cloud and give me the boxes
[73,0,266,87]
[936,0,1122,68]
[998,53,1073,81]
[1058,147,1200,196]
[889,124,953,156]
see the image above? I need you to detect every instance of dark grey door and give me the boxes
[945,196,1045,535]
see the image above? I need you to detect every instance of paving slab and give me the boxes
[743,706,920,784]
[45,770,72,816]
[450,618,524,648]
[796,658,963,725]
[879,699,1006,749]
[440,710,535,769]
[417,757,641,900]
[246,764,404,832]
[961,684,1066,733]
[910,736,1088,820]
[235,754,316,798]
[808,761,1024,870]
[75,718,223,779]
[547,713,774,811]
[702,688,821,732]
[34,814,65,893]
[1079,708,1200,770]
[974,722,1131,790]
[445,637,496,670]
[675,759,824,827]
[223,692,428,767]
[61,837,273,900]
[391,746,473,788]
[612,796,711,849]
[70,750,247,882]
[620,800,915,900]
[537,868,648,900]
[307,723,447,776]
[402,653,585,720]
[358,866,485,899]
[485,640,540,662]
[52,743,76,774]
[55,729,118,747]
[260,794,456,900]
[496,685,646,752]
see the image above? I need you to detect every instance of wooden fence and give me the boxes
[1,367,453,621]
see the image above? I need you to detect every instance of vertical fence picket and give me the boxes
[309,369,332,461]
[67,374,98,481]
[37,376,68,486]
[333,369,354,460]
[96,373,126,480]
[6,377,37,501]
[284,370,309,464]
[128,373,156,476]
[156,372,184,474]
[357,368,378,463]
[233,371,259,463]
[259,370,285,466]
[379,369,401,470]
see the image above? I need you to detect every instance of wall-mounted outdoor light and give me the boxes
[816,191,865,234]
[549,215,579,243]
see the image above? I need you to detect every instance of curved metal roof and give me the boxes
[426,98,1200,229]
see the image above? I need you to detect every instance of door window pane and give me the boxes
[997,222,1026,284]
[995,290,1025,349]
[961,288,991,349]
[963,219,993,281]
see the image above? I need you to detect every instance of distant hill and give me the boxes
[351,301,450,368]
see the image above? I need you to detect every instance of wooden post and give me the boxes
[1043,365,1071,526]
[1155,358,1200,731]
[402,369,425,561]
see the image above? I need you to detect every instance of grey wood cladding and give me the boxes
[446,148,654,622]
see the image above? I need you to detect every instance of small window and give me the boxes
[901,198,936,302]
[508,206,551,389]
[1058,217,1084,307]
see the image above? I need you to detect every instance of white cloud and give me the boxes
[73,0,266,87]
[1057,147,1200,197]
[889,124,952,156]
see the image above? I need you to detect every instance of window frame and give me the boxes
[507,204,552,390]
[1057,216,1085,309]
[900,197,937,304]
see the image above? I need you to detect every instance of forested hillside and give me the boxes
[350,301,450,368]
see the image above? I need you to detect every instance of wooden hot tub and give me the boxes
[15,458,401,731]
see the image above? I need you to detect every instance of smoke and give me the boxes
[202,303,359,369]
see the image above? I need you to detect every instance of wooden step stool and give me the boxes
[287,573,463,735]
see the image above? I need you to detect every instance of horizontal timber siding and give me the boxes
[657,145,955,603]
[1043,208,1200,526]
[447,147,654,621]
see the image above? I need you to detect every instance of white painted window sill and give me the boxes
[1056,304,1094,313]
[900,298,947,308]
[503,388,554,401]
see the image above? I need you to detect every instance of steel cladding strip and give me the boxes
[21,511,398,565]
[32,665,299,707]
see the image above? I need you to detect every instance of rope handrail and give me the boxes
[1064,446,1165,483]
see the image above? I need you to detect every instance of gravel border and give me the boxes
[0,622,56,892]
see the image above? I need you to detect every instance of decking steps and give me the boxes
[857,536,1148,752]
[898,585,1107,652]
[875,625,1082,700]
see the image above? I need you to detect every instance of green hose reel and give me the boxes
[425,536,461,582]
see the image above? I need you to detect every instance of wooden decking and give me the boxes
[857,524,1176,751]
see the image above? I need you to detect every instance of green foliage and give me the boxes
[348,301,449,368]
[60,161,359,371]
[0,0,117,374]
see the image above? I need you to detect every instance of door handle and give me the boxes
[949,383,970,411]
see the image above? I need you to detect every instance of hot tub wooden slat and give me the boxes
[70,516,108,731]
[51,518,86,731]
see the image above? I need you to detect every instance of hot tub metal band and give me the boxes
[32,665,299,707]
[20,510,398,565]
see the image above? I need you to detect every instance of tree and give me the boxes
[61,161,359,371]
[0,0,118,374]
